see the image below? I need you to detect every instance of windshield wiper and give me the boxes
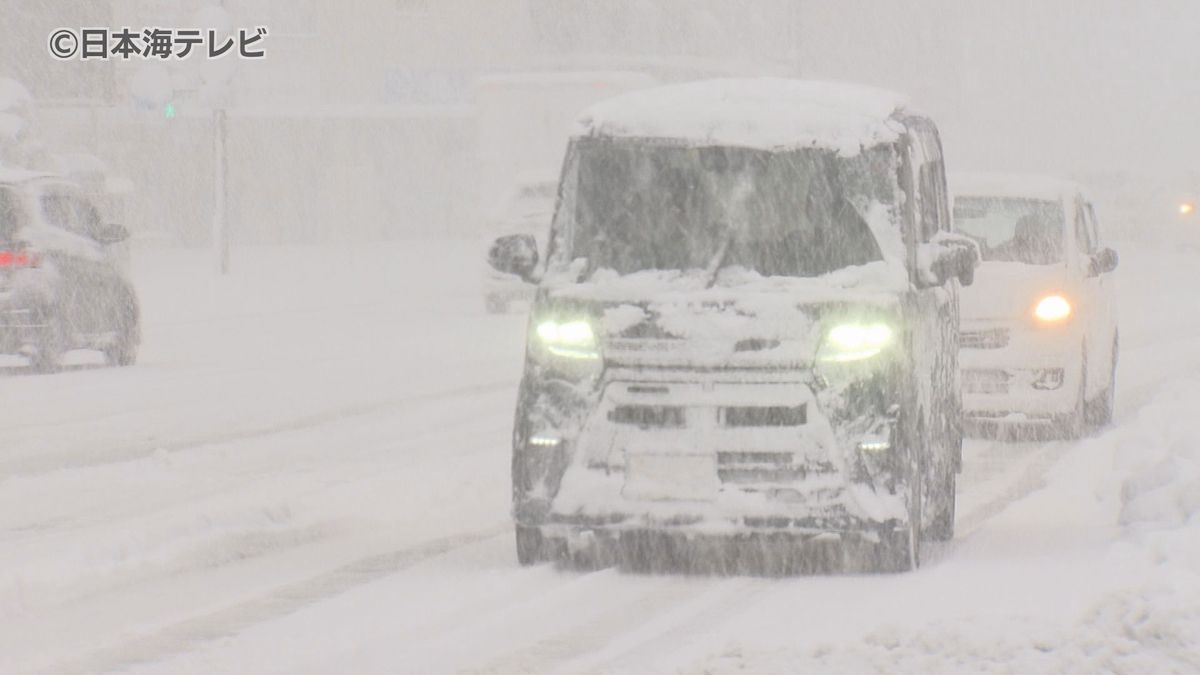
[703,224,736,289]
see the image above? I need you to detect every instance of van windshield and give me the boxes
[953,197,1065,264]
[563,138,896,277]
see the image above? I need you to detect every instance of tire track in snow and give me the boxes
[41,526,513,675]
[484,440,1080,673]
[952,442,1071,539]
[1,394,513,543]
[463,577,758,675]
[549,582,775,675]
[0,424,513,626]
[0,378,517,477]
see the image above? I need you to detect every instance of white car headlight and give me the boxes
[1033,294,1072,323]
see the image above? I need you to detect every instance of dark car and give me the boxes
[488,79,978,573]
[0,168,140,371]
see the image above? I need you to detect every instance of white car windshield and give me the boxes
[953,196,1065,264]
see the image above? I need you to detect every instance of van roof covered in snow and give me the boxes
[573,78,912,155]
[951,172,1085,203]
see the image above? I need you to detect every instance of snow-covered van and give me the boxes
[487,79,978,572]
[953,174,1119,438]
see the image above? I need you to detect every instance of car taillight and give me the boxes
[0,249,40,268]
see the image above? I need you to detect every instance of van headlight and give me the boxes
[818,323,894,363]
[535,319,600,361]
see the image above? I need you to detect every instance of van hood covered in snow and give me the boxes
[960,260,1070,321]
[543,261,906,369]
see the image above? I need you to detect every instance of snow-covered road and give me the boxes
[1,240,1196,674]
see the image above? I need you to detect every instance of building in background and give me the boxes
[2,1,802,244]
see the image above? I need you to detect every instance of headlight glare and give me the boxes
[820,322,894,362]
[1033,294,1071,323]
[535,319,600,360]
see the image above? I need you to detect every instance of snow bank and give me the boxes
[689,374,1200,675]
[1117,380,1200,531]
[575,78,909,155]
[700,590,1199,674]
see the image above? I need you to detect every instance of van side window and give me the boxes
[1074,199,1095,254]
[41,194,74,231]
[41,192,101,239]
[72,197,102,236]
[918,160,948,240]
[1085,202,1102,247]
[912,123,948,242]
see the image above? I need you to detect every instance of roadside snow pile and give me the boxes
[1118,380,1200,531]
[691,379,1200,675]
[702,588,1200,674]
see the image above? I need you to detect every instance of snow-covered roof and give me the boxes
[475,70,656,89]
[0,165,55,184]
[951,172,1084,203]
[51,152,109,176]
[573,78,911,155]
[0,78,31,112]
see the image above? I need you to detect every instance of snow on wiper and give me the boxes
[703,224,737,289]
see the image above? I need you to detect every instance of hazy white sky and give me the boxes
[797,0,1200,183]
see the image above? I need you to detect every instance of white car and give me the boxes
[481,171,557,313]
[952,173,1119,438]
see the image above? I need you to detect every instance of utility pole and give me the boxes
[197,2,235,275]
[789,0,803,77]
[213,107,229,274]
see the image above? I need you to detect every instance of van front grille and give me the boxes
[717,453,835,484]
[722,405,807,427]
[608,405,685,428]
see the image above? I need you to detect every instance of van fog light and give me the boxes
[529,434,562,448]
[1032,369,1065,391]
[856,437,891,453]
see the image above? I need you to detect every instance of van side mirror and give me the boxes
[94,223,129,244]
[922,234,980,288]
[1089,247,1118,277]
[488,234,539,282]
